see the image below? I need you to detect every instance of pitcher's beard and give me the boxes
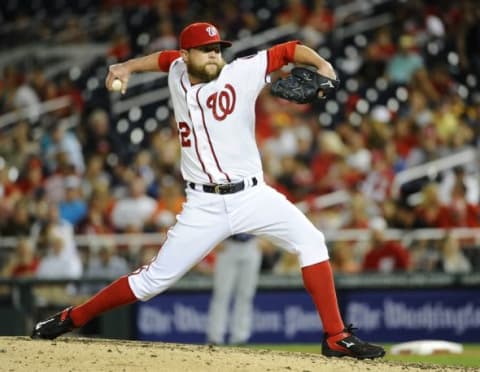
[187,61,225,82]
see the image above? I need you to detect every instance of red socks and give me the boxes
[70,275,137,327]
[301,260,345,336]
[69,262,344,338]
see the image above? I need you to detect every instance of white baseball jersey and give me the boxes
[168,52,269,184]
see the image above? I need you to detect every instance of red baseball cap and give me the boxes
[180,22,232,50]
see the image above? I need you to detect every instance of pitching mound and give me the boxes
[0,337,466,372]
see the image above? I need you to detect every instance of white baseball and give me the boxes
[111,79,123,92]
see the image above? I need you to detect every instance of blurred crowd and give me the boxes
[1,0,480,287]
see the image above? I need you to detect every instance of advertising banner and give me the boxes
[341,289,480,342]
[136,291,322,343]
[136,289,480,343]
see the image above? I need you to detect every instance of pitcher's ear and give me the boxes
[180,49,189,63]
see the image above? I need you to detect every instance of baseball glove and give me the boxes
[270,67,340,104]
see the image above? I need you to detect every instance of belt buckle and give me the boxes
[214,184,222,194]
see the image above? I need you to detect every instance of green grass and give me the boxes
[246,343,480,368]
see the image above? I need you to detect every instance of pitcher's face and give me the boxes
[183,44,225,83]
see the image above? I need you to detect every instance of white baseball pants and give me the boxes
[128,180,329,301]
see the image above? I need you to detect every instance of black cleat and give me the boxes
[31,306,75,340]
[322,324,385,360]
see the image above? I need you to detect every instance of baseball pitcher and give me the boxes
[32,22,384,360]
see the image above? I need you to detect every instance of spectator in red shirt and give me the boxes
[449,180,480,228]
[415,183,452,228]
[393,117,418,160]
[362,217,411,273]
[15,157,44,197]
[1,238,39,278]
[107,32,131,61]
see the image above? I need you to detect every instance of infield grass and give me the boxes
[247,343,480,368]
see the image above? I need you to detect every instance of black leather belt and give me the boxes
[188,177,258,195]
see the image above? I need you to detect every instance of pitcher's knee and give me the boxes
[128,270,180,301]
[296,232,329,267]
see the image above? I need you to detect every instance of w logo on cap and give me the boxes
[206,26,217,37]
[180,22,232,50]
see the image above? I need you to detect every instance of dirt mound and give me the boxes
[0,337,464,372]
